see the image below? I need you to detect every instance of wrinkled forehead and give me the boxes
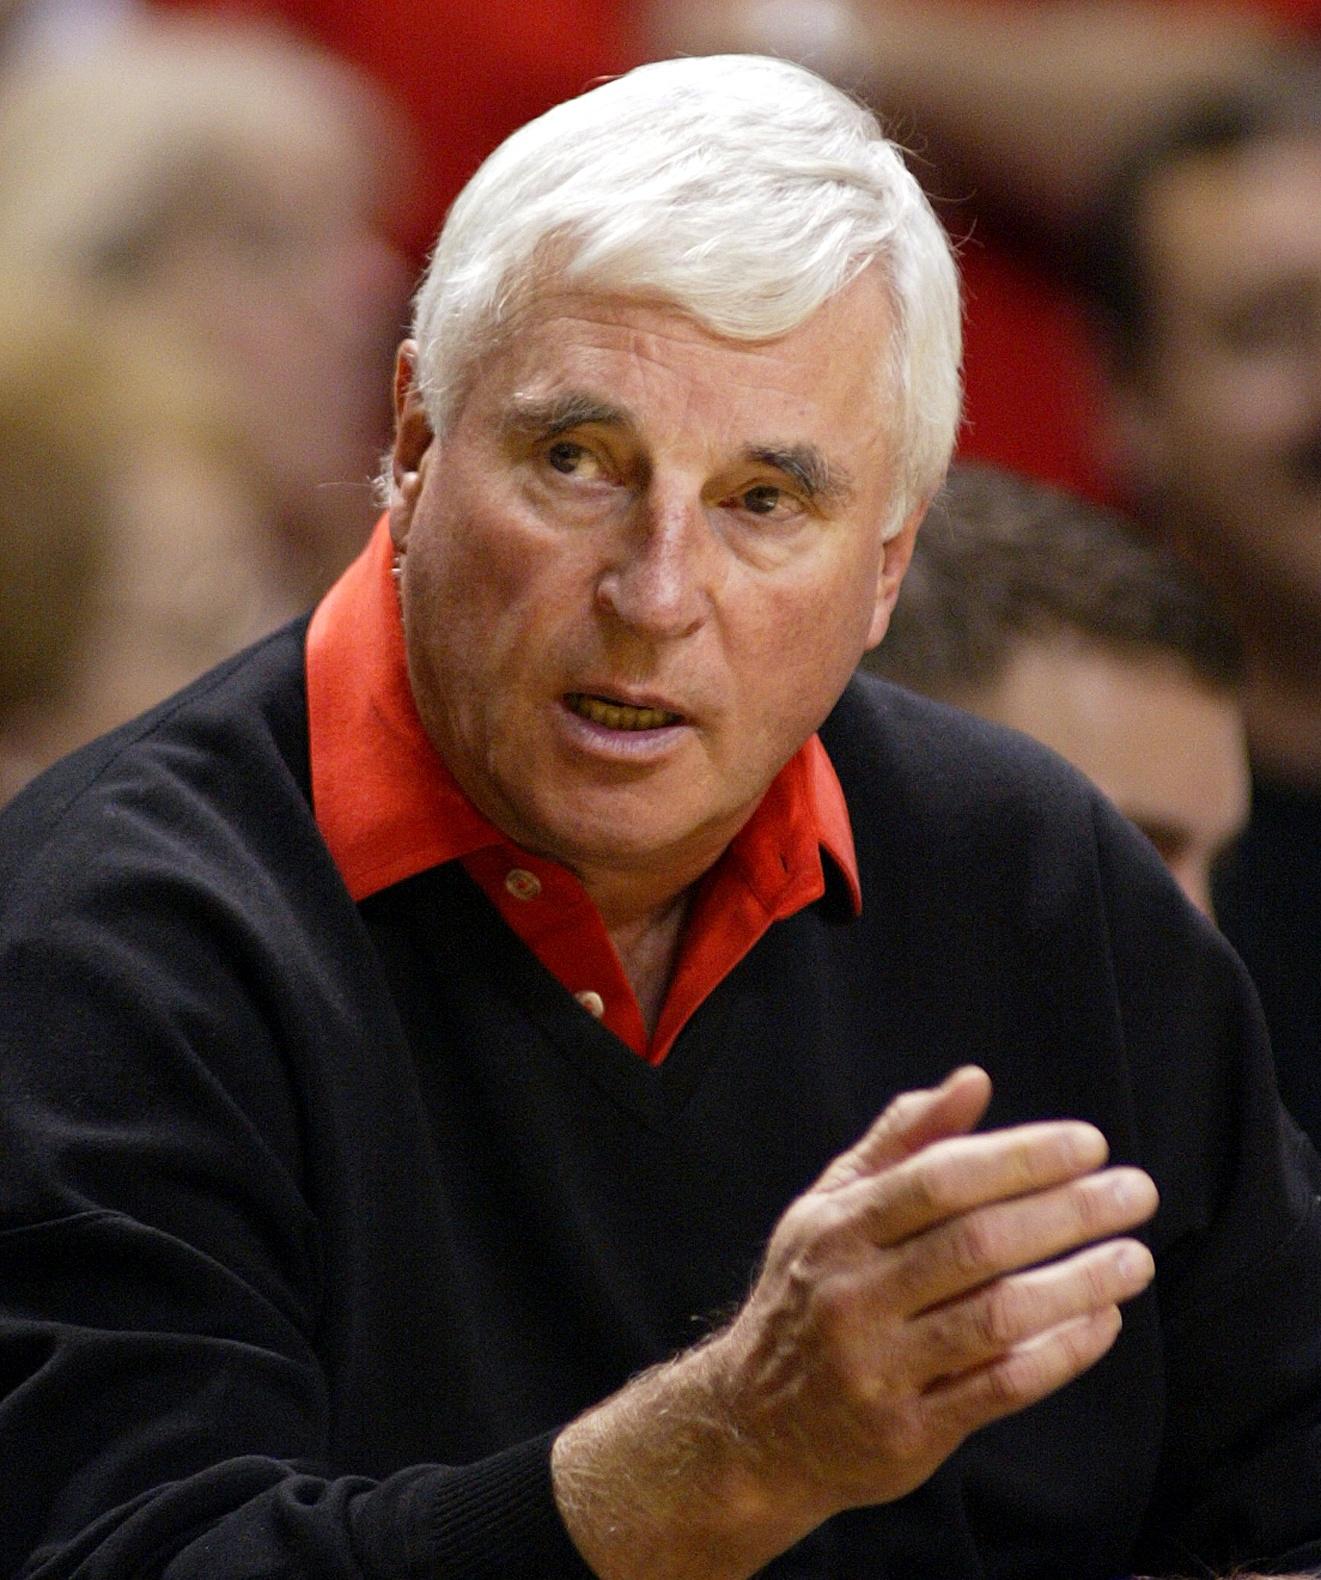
[447,260,902,433]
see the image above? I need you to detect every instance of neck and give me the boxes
[576,845,725,1039]
[602,894,694,1039]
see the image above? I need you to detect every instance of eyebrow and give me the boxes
[501,393,632,441]
[745,444,855,508]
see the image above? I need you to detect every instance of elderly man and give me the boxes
[1,54,1319,1580]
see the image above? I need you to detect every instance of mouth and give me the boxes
[564,692,685,732]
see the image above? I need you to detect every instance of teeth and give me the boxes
[566,693,681,731]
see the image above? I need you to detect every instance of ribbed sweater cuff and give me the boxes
[397,1431,598,1579]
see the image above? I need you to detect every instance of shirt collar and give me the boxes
[306,516,861,913]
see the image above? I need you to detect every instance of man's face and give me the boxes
[1116,136,1321,639]
[965,638,1250,919]
[389,274,919,889]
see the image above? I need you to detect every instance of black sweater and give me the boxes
[2,619,1320,1579]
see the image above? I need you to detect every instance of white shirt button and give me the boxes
[575,990,606,1019]
[504,868,542,901]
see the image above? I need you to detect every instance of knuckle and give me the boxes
[945,1213,997,1281]
[911,1164,946,1217]
[884,1088,926,1130]
[880,1242,929,1310]
[882,1396,932,1466]
[1075,1178,1120,1239]
[1003,1136,1043,1195]
[777,1195,849,1269]
[807,1269,855,1337]
[1081,1251,1115,1308]
[971,1282,1019,1350]
[892,1159,942,1223]
[925,1297,1000,1366]
[984,1348,1038,1410]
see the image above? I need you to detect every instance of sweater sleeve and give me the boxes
[0,756,594,1580]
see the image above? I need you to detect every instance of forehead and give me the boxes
[1141,135,1321,308]
[457,275,897,459]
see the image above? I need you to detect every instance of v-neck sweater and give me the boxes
[2,618,1321,1578]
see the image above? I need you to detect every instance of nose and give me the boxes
[594,492,714,642]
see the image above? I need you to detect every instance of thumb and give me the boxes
[814,1066,992,1193]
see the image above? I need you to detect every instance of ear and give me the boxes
[388,339,434,553]
[864,499,927,650]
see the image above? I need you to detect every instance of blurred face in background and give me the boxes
[0,19,414,590]
[961,635,1250,918]
[139,111,411,576]
[1116,135,1321,644]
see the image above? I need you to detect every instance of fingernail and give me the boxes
[1116,1243,1154,1284]
[1064,1123,1107,1168]
[1111,1169,1156,1210]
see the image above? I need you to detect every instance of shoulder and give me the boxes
[0,617,370,1186]
[823,670,1137,884]
[0,618,317,909]
[820,672,1244,1024]
[0,617,360,1025]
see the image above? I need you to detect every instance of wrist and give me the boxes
[550,1332,828,1580]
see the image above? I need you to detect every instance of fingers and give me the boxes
[922,1304,1126,1438]
[842,1119,1113,1247]
[722,1072,1161,1520]
[911,1235,1155,1379]
[814,1067,992,1194]
[884,1163,1159,1312]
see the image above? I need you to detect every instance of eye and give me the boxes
[722,483,802,520]
[545,439,608,480]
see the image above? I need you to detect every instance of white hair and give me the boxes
[409,53,962,533]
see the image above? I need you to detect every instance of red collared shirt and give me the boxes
[306,518,861,1064]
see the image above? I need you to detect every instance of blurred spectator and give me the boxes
[864,462,1250,920]
[0,13,412,606]
[1086,61,1321,1146]
[0,282,287,801]
[0,286,112,800]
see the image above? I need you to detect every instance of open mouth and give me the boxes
[565,692,684,731]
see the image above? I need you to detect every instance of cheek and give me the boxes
[405,504,592,689]
[733,574,874,726]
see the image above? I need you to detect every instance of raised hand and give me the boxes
[554,1067,1159,1580]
